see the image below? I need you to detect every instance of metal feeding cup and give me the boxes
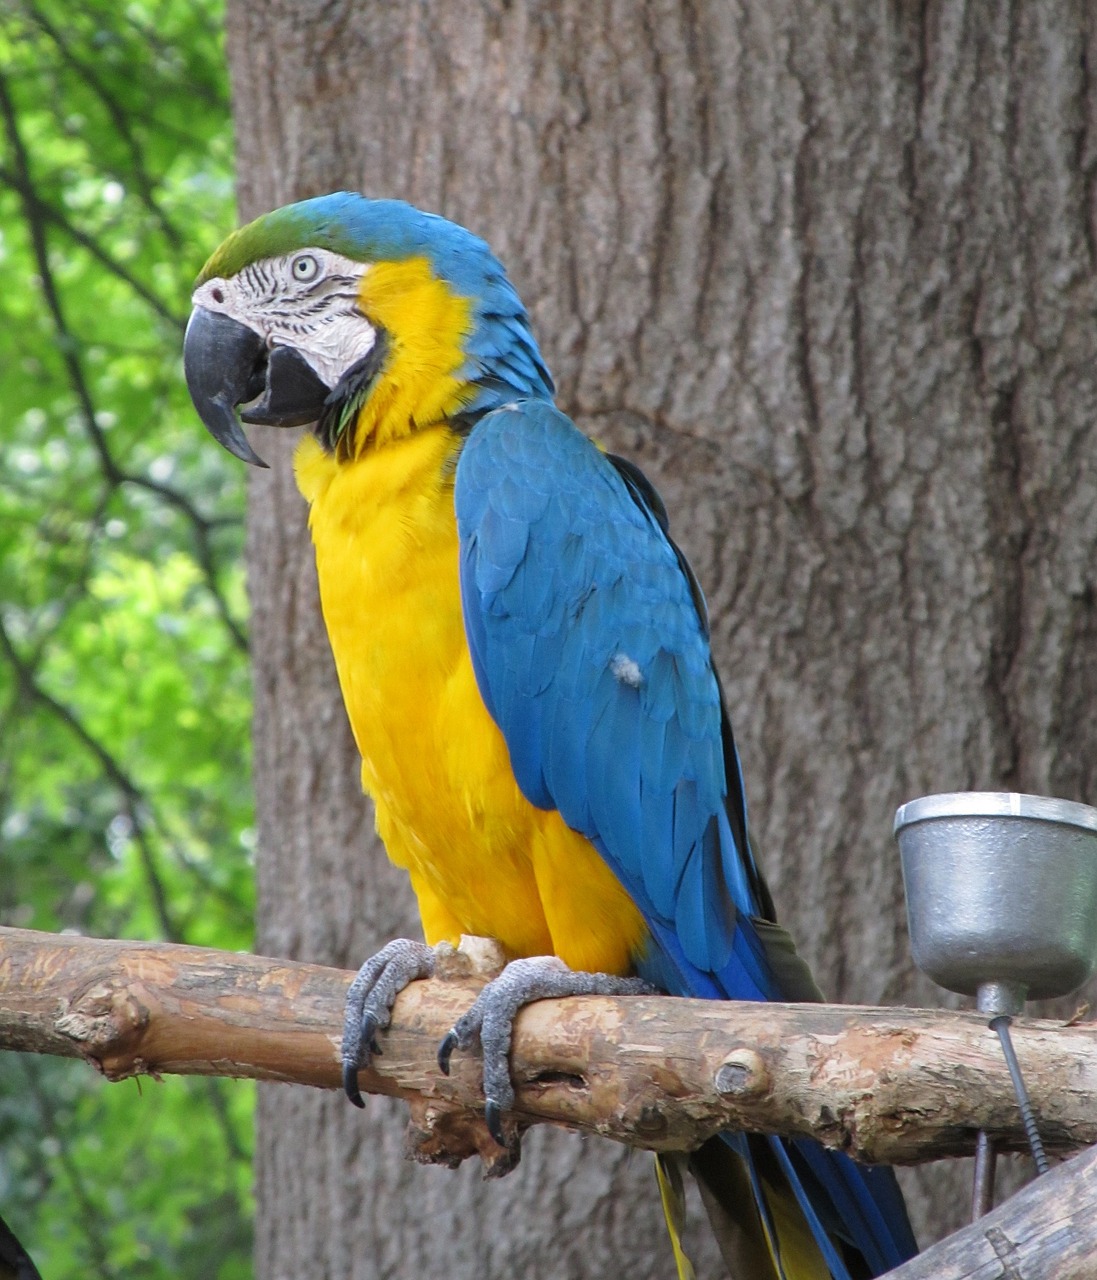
[894,791,1097,1217]
[895,792,1097,1005]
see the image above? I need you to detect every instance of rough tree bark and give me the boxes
[224,2,1097,1276]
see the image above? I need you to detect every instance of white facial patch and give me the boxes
[610,653,644,688]
[192,249,376,388]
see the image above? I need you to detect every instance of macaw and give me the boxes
[184,192,918,1279]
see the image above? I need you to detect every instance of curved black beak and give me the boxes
[184,307,333,467]
[184,307,270,467]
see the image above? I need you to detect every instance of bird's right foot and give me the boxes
[341,938,437,1106]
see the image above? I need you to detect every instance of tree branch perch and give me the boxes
[2,924,1096,1179]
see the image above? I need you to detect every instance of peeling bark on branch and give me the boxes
[2,924,1096,1174]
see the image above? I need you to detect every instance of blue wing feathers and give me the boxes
[647,709,692,795]
[473,506,527,592]
[674,815,733,971]
[638,776,675,906]
[456,400,776,978]
[453,399,916,1276]
[788,1141,918,1274]
[459,540,495,719]
[542,683,594,829]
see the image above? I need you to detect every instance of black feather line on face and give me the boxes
[315,328,390,453]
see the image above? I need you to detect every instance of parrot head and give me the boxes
[184,192,553,466]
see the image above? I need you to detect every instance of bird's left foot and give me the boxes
[436,955,652,1146]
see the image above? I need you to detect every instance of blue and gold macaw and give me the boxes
[184,193,917,1279]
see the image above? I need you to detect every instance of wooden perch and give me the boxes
[885,1142,1097,1279]
[2,924,1097,1178]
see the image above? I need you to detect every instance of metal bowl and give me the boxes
[894,792,1097,1000]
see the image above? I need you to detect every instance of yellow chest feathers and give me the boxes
[293,430,647,974]
[295,428,476,802]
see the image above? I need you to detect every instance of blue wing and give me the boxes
[454,400,917,1276]
[455,399,772,992]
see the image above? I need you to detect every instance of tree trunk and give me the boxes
[225,2,1097,1276]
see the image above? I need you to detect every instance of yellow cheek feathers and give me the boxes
[348,256,476,454]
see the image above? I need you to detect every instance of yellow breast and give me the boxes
[294,430,647,974]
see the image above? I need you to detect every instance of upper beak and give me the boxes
[184,307,332,467]
[184,307,269,467]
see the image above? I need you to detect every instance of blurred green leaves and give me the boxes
[0,1,254,1275]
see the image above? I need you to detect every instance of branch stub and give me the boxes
[714,1048,770,1098]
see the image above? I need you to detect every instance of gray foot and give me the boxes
[342,938,437,1107]
[436,956,652,1144]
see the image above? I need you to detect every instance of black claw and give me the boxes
[360,1011,378,1053]
[343,1061,365,1108]
[437,1030,458,1076]
[342,1011,380,1105]
[484,1100,506,1147]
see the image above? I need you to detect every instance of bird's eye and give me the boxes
[291,254,320,282]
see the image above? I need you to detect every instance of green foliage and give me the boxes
[0,1,254,1275]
